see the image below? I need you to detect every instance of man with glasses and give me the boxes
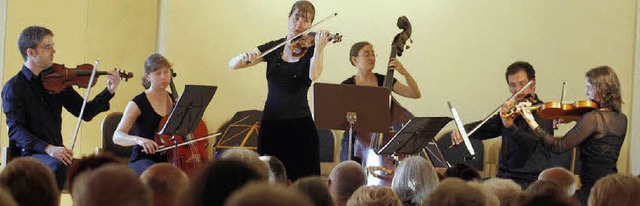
[339,41,421,163]
[2,26,122,189]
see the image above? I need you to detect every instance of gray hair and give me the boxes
[482,178,523,206]
[391,156,439,205]
[221,148,270,180]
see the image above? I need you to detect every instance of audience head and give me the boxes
[259,155,290,185]
[185,159,263,206]
[588,173,640,206]
[0,186,18,206]
[225,182,313,206]
[444,163,481,181]
[220,148,270,180]
[67,153,120,195]
[538,167,576,197]
[0,157,59,206]
[293,176,334,206]
[72,164,150,206]
[328,160,366,206]
[391,156,439,205]
[426,178,495,206]
[140,163,189,206]
[346,186,402,206]
[482,178,524,206]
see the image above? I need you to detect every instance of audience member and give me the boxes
[0,186,18,206]
[346,186,402,206]
[220,148,270,180]
[0,157,59,206]
[72,164,151,206]
[184,159,265,206]
[391,156,439,206]
[426,178,492,206]
[66,153,120,195]
[141,163,189,206]
[225,182,313,206]
[327,160,366,206]
[538,167,576,197]
[444,163,481,181]
[588,173,640,206]
[482,178,524,206]
[260,155,291,185]
[293,176,334,206]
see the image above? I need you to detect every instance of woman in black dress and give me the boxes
[519,66,627,205]
[227,0,330,181]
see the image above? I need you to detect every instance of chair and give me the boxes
[99,112,131,160]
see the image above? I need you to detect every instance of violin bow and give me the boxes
[466,81,533,137]
[448,101,476,157]
[244,13,338,64]
[70,60,100,150]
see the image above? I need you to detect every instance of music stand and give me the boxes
[158,85,217,165]
[314,83,391,160]
[377,117,453,156]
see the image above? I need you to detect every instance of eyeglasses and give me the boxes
[358,52,377,58]
[37,45,55,51]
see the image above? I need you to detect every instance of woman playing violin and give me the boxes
[113,53,173,175]
[518,66,627,205]
[227,0,330,181]
[340,41,421,162]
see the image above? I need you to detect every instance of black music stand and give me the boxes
[158,85,217,166]
[314,83,391,161]
[377,117,453,158]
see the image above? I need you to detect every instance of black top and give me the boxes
[129,92,168,163]
[341,73,398,87]
[465,96,572,182]
[2,65,114,156]
[258,38,315,121]
[530,110,627,186]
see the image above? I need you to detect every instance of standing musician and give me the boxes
[113,53,173,175]
[339,41,421,162]
[2,26,122,189]
[451,61,572,189]
[227,1,330,181]
[518,66,626,205]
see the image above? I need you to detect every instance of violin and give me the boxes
[288,32,342,57]
[42,63,133,93]
[501,99,599,121]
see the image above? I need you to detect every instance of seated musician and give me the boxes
[2,26,122,189]
[339,41,421,162]
[113,53,173,175]
[451,61,572,189]
[518,66,627,205]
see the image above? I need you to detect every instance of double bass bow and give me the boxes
[362,16,414,186]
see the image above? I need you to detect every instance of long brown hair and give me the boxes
[586,65,622,112]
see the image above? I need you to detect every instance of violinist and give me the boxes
[339,41,421,162]
[2,26,122,189]
[518,66,626,205]
[451,61,571,189]
[227,0,330,181]
[113,53,172,175]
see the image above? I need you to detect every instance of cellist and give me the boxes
[339,41,421,163]
[113,53,172,175]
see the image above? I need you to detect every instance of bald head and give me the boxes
[141,163,189,206]
[328,160,366,206]
[538,167,576,196]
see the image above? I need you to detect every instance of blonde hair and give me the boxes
[588,174,640,206]
[346,186,402,206]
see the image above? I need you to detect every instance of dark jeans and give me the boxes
[31,154,67,190]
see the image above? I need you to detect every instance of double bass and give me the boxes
[360,16,414,186]
[154,73,210,176]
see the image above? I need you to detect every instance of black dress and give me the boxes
[128,92,168,175]
[530,110,627,205]
[255,38,320,181]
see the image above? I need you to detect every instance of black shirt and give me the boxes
[341,73,397,86]
[129,92,168,163]
[2,65,114,155]
[258,38,314,121]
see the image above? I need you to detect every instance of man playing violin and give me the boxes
[451,61,571,189]
[2,26,122,189]
[227,0,330,181]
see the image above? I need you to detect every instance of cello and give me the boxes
[361,16,414,186]
[154,72,210,176]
